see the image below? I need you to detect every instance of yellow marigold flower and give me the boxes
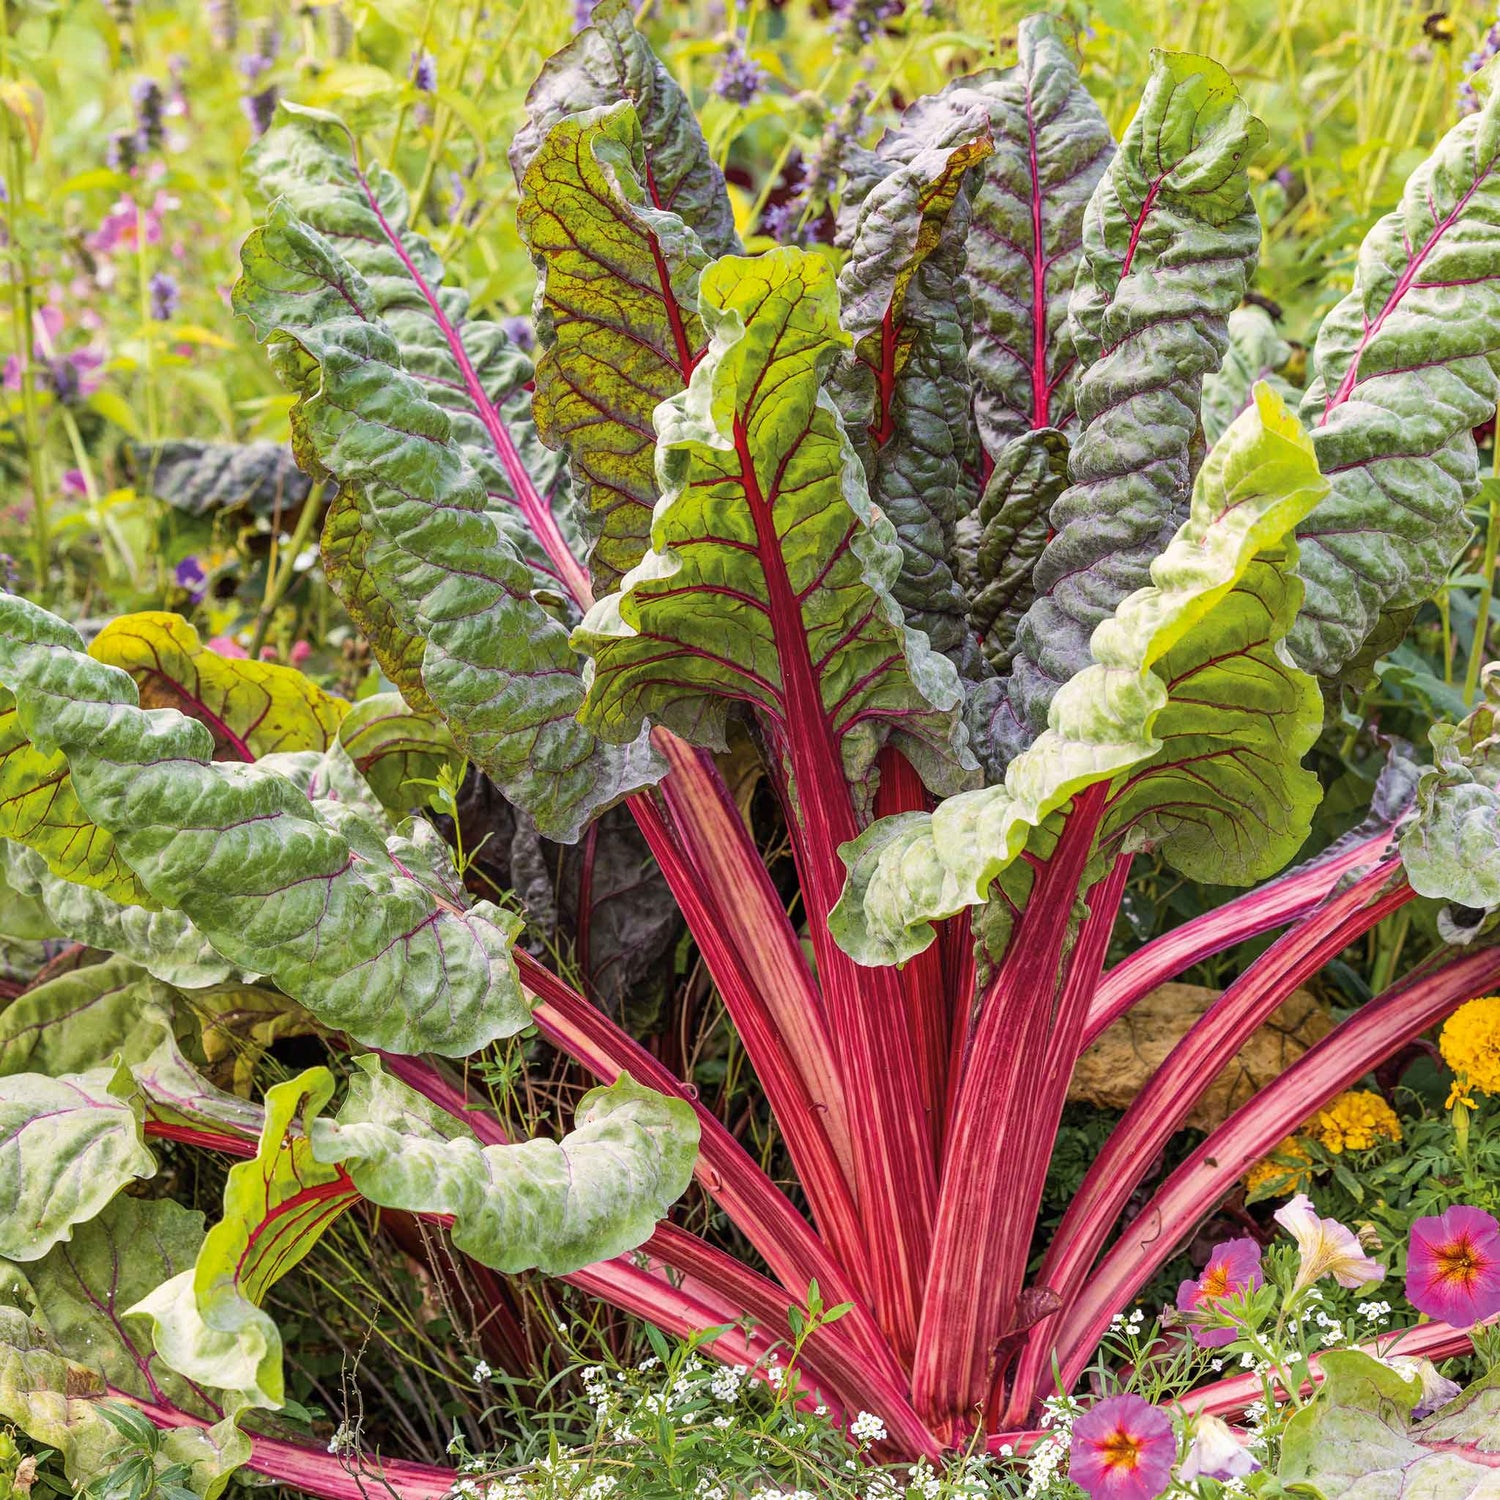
[1309,1090,1402,1155]
[1446,1078,1477,1111]
[1440,996,1500,1097]
[1245,1136,1313,1195]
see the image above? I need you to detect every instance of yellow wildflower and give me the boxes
[1309,1090,1402,1154]
[1440,996,1500,1097]
[1245,1137,1313,1196]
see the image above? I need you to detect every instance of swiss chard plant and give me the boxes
[3,1,1500,1486]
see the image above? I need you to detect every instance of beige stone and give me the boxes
[1067,981,1334,1132]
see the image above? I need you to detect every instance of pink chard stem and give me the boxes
[911,785,1108,1435]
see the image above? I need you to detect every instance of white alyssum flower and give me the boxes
[326,1421,357,1456]
[472,1358,494,1384]
[849,1410,887,1444]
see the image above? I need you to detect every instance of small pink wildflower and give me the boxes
[1175,1237,1263,1347]
[1068,1393,1175,1500]
[1407,1205,1500,1329]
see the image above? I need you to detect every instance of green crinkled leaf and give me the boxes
[241,104,566,577]
[235,119,664,840]
[90,612,348,761]
[0,595,531,1057]
[0,954,175,1078]
[0,688,150,908]
[0,1060,155,1261]
[5,843,242,989]
[518,101,709,592]
[130,439,312,518]
[311,1056,700,1276]
[1001,50,1267,752]
[509,0,739,261]
[0,848,58,942]
[831,384,1326,964]
[1401,666,1500,907]
[834,127,992,670]
[130,1070,355,1412]
[963,428,1071,675]
[1279,1350,1500,1499]
[131,1026,266,1148]
[319,488,435,715]
[951,16,1114,455]
[3,1196,219,1420]
[335,690,462,815]
[1201,303,1296,448]
[574,246,976,803]
[1294,66,1500,678]
[0,1306,250,1497]
[188,983,321,1097]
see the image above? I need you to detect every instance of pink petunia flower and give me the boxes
[1069,1394,1176,1500]
[1406,1205,1500,1330]
[1275,1193,1385,1294]
[1176,1237,1263,1347]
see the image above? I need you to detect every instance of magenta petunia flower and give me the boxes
[1407,1205,1500,1329]
[1069,1393,1176,1500]
[1176,1237,1263,1347]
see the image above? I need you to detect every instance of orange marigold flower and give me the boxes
[1310,1090,1402,1154]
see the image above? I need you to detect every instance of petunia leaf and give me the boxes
[517,100,710,592]
[573,246,976,805]
[1293,67,1500,677]
[0,594,531,1057]
[1000,50,1266,752]
[88,612,348,762]
[831,384,1326,964]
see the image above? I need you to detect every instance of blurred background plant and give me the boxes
[4,0,1500,1491]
